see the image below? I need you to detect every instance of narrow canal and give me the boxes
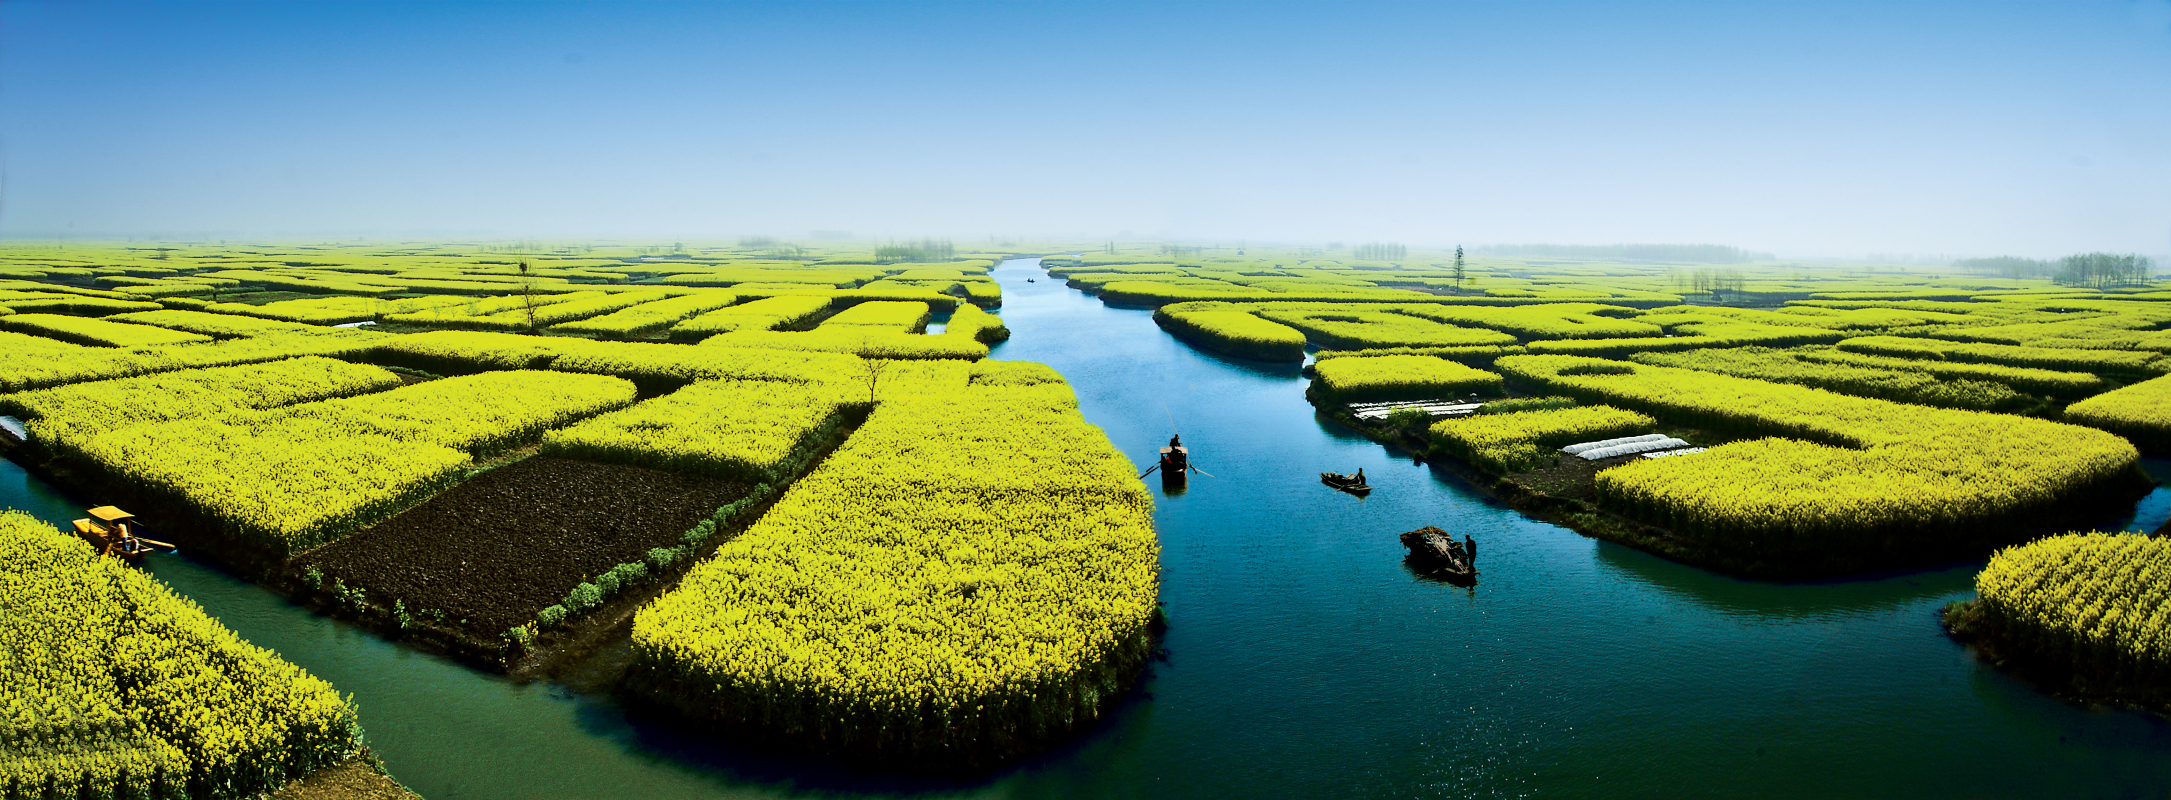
[5,257,2171,798]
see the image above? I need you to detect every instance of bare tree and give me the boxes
[857,335,899,404]
[518,260,541,333]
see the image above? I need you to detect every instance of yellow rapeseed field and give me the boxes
[629,374,1157,765]
[0,510,358,798]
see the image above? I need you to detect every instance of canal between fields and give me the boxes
[6,257,2171,798]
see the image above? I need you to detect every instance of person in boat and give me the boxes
[1354,467,1365,485]
[1465,535,1477,565]
[1169,433,1182,449]
[112,520,142,554]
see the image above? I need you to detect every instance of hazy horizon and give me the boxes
[3,0,2167,260]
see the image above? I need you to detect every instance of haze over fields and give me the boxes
[1,0,2166,258]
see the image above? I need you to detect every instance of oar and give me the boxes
[1189,464,1216,478]
[135,538,177,550]
[1138,463,1161,479]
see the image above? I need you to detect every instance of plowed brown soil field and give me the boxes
[296,456,750,636]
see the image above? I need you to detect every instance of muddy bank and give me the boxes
[272,750,421,800]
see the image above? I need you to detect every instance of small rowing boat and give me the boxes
[1320,471,1371,495]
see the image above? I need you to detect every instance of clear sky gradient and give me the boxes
[2,1,2166,258]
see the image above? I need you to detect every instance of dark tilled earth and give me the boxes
[296,457,750,635]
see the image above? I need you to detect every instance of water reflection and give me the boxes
[1590,538,1976,621]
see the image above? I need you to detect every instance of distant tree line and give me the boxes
[739,236,806,258]
[1352,242,1407,261]
[1667,266,1747,297]
[1476,243,1774,263]
[1952,256,2055,279]
[2053,253,2155,289]
[875,238,954,263]
[1954,252,2156,288]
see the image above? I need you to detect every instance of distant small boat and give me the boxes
[1320,472,1371,495]
[1026,278,1037,282]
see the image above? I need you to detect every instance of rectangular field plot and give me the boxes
[81,370,636,553]
[293,457,753,640]
[542,379,863,482]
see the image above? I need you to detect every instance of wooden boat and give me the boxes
[1320,472,1371,495]
[1400,525,1476,579]
[1160,445,1189,488]
[71,506,168,565]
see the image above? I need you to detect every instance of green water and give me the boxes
[7,257,2171,798]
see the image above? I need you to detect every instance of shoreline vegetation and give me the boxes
[1942,533,2171,714]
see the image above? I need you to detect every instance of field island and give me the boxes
[0,239,1152,787]
[1046,243,2171,712]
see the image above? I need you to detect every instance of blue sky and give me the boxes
[2,0,2166,258]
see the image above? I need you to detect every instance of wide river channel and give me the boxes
[8,258,2171,798]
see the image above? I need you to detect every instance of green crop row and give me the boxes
[367,330,863,388]
[109,309,322,338]
[2064,374,2171,452]
[547,291,741,336]
[1837,335,2165,375]
[385,290,671,331]
[1395,303,1661,340]
[1500,354,2140,574]
[0,357,400,454]
[543,379,865,483]
[1311,355,1502,402]
[1308,344,1525,365]
[1790,348,2105,397]
[1429,404,1657,473]
[205,295,472,325]
[0,329,386,393]
[646,267,888,288]
[0,313,211,348]
[195,269,406,296]
[699,328,990,360]
[1152,303,1307,362]
[1256,307,1517,350]
[381,291,594,326]
[718,283,966,312]
[1628,346,2031,411]
[943,305,1011,344]
[1524,314,1846,358]
[818,300,932,332]
[668,295,834,339]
